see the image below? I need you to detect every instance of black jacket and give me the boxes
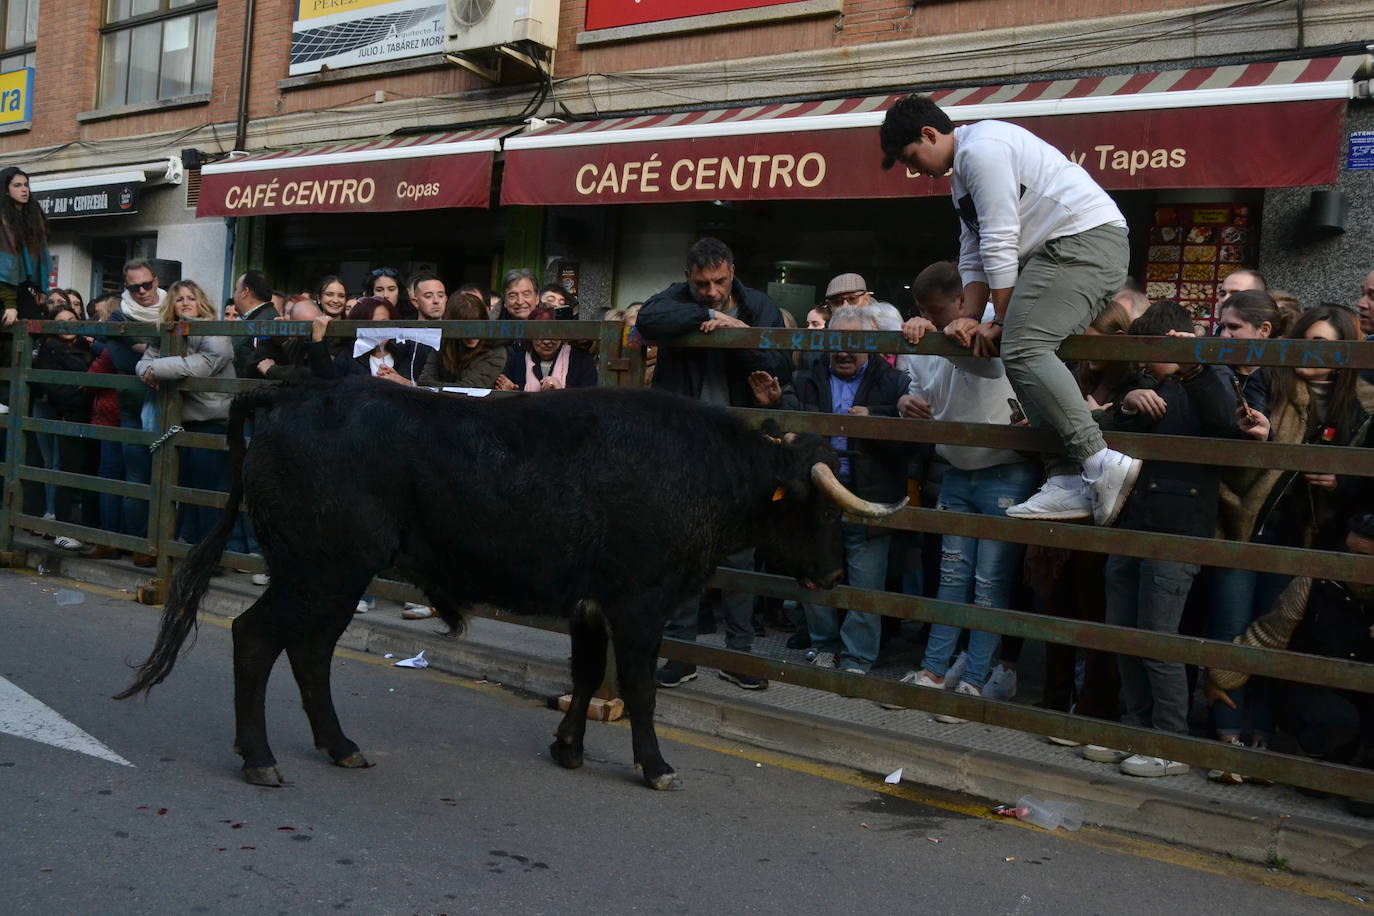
[1290,578,1374,666]
[1103,365,1242,538]
[32,337,94,421]
[233,301,279,377]
[317,340,427,383]
[777,357,913,504]
[501,345,598,390]
[636,278,791,405]
[101,310,158,417]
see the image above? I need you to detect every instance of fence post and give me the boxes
[0,324,31,563]
[140,324,185,605]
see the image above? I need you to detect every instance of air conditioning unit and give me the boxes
[445,0,559,54]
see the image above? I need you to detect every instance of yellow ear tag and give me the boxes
[772,486,786,502]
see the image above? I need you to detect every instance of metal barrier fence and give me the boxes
[2,316,1372,801]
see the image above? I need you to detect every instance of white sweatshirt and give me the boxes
[896,305,1026,471]
[952,120,1125,291]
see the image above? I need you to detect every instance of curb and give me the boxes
[14,540,1374,888]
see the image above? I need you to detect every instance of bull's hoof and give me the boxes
[644,769,684,792]
[243,765,285,787]
[333,751,371,769]
[549,739,584,770]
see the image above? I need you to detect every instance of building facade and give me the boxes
[2,0,1371,318]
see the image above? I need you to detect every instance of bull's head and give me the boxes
[754,428,908,591]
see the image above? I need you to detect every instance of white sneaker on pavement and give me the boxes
[934,680,981,724]
[1005,480,1092,520]
[354,599,370,614]
[1082,745,1128,763]
[54,536,84,550]
[878,669,944,710]
[401,605,436,620]
[1119,754,1190,777]
[982,664,1017,701]
[251,573,270,586]
[1085,450,1143,527]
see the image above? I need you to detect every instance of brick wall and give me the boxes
[0,0,1242,158]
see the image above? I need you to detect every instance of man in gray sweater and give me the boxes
[879,95,1140,526]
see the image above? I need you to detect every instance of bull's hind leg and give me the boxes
[550,606,608,770]
[285,605,368,770]
[232,594,288,786]
[608,607,682,791]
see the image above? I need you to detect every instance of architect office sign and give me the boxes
[586,0,810,30]
[290,0,445,76]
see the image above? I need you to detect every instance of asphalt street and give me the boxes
[0,568,1366,915]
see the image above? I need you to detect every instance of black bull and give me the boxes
[116,379,905,790]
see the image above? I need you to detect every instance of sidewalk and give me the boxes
[10,534,1373,888]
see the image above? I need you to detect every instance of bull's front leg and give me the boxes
[611,616,682,791]
[550,609,608,770]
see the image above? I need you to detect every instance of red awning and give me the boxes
[197,128,508,217]
[501,56,1368,205]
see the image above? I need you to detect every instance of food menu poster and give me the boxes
[1144,205,1255,331]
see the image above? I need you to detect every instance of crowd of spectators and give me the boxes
[639,236,1373,816]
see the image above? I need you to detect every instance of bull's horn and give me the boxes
[811,462,909,519]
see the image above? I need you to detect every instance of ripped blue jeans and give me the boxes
[921,461,1038,689]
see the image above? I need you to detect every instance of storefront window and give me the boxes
[99,0,215,108]
[1,0,37,73]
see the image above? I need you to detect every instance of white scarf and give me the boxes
[119,287,165,323]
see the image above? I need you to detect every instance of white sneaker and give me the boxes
[54,536,84,550]
[982,664,1017,701]
[934,680,981,724]
[945,651,968,688]
[401,605,436,620]
[354,599,370,614]
[1120,754,1189,778]
[0,402,8,415]
[1005,480,1091,520]
[1086,451,1143,527]
[251,573,270,586]
[403,601,427,610]
[1082,745,1128,763]
[878,669,944,709]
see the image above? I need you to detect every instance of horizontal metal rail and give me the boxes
[24,368,148,391]
[17,464,151,500]
[865,507,1374,583]
[710,569,1373,693]
[12,513,151,555]
[659,639,1374,801]
[730,407,1374,477]
[17,417,156,445]
[643,326,1374,369]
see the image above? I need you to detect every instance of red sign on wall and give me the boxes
[197,153,494,217]
[502,100,1345,206]
[586,0,806,30]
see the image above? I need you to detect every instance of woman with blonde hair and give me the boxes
[137,279,238,545]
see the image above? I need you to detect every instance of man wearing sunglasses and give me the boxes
[99,259,168,566]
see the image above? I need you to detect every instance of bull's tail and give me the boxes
[115,388,279,700]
